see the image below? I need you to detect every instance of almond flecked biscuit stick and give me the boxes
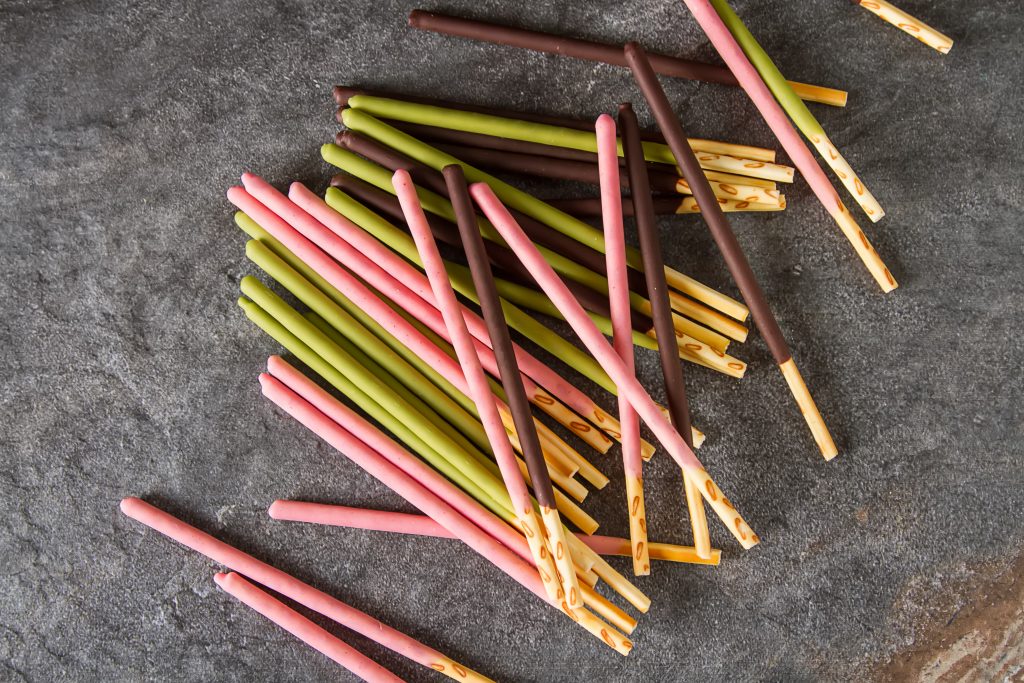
[119,497,494,681]
[851,0,953,54]
[678,0,897,293]
[596,113,650,576]
[394,167,574,608]
[625,42,839,461]
[471,182,760,549]
[618,102,711,560]
[214,572,405,683]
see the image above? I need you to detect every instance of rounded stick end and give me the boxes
[267,500,286,519]
[778,359,839,460]
[407,9,426,27]
[622,41,644,60]
[119,496,143,516]
[331,85,356,106]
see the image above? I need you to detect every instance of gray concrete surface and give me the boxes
[2,1,1022,681]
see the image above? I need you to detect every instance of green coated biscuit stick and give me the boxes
[345,95,792,182]
[708,0,884,221]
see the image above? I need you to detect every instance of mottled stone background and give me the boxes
[2,1,1021,680]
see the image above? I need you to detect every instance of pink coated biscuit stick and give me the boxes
[269,502,721,566]
[269,501,448,537]
[285,181,630,450]
[393,169,566,607]
[470,183,759,549]
[396,169,583,611]
[214,572,405,683]
[680,0,897,293]
[596,114,649,576]
[119,497,488,682]
[260,372,634,655]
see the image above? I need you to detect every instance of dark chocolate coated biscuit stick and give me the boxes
[441,164,584,609]
[406,10,847,107]
[624,42,837,460]
[620,103,711,557]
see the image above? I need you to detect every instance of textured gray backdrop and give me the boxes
[2,1,1022,681]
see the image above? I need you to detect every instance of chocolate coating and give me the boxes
[408,10,745,87]
[336,130,448,196]
[548,196,686,217]
[624,42,792,364]
[436,142,685,196]
[620,102,693,447]
[443,164,556,508]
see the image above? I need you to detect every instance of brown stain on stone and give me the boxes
[873,551,1024,682]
